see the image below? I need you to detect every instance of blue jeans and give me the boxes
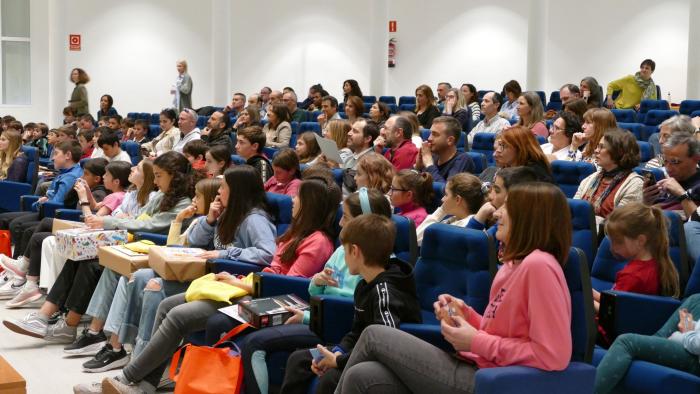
[685,221,700,265]
[85,269,121,323]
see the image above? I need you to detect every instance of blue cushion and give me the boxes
[551,160,597,198]
[639,99,670,114]
[679,100,700,116]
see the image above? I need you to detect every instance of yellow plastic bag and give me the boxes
[123,240,155,254]
[185,272,253,304]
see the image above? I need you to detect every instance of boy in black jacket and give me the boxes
[280,214,422,394]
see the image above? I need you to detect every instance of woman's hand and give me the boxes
[284,306,304,325]
[199,250,222,260]
[441,315,478,352]
[176,202,198,223]
[85,215,105,229]
[571,132,587,149]
[206,196,223,225]
[312,267,339,287]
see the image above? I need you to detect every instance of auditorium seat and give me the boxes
[379,96,396,104]
[399,104,416,112]
[551,160,596,198]
[639,99,670,115]
[398,96,415,106]
[617,122,644,141]
[362,96,376,104]
[0,146,39,212]
[299,122,321,135]
[611,109,637,123]
[549,91,561,103]
[466,152,487,175]
[638,141,654,163]
[535,90,547,106]
[471,133,497,165]
[546,101,562,112]
[679,100,700,116]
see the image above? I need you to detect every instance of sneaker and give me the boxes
[64,329,107,356]
[47,310,62,325]
[0,276,25,300]
[101,376,154,394]
[83,344,129,373]
[45,316,77,343]
[0,255,26,278]
[2,311,48,338]
[6,280,42,308]
[73,381,102,394]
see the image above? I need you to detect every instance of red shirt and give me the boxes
[384,139,418,171]
[612,259,660,295]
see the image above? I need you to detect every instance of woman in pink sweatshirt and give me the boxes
[334,182,573,394]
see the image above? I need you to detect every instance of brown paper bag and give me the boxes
[148,246,207,282]
[52,219,86,234]
[98,245,150,277]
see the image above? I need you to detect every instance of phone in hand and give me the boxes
[309,348,324,364]
[438,300,466,327]
[640,169,657,187]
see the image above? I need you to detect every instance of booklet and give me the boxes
[313,133,343,164]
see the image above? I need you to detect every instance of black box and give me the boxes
[237,294,309,328]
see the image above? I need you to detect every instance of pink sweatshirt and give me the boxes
[263,230,335,278]
[396,202,428,227]
[460,249,572,371]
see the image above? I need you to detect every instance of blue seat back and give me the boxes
[612,109,637,123]
[429,182,445,213]
[150,113,160,125]
[263,147,278,160]
[639,99,670,114]
[415,224,496,322]
[230,155,246,165]
[466,152,487,174]
[379,96,396,104]
[546,101,562,112]
[331,168,343,188]
[120,141,142,165]
[399,104,416,112]
[398,96,415,106]
[300,122,321,135]
[638,141,653,163]
[127,112,138,120]
[138,112,150,121]
[535,90,547,106]
[564,247,596,363]
[568,199,597,268]
[664,211,688,285]
[148,125,161,140]
[551,160,597,198]
[617,122,645,141]
[265,192,292,235]
[679,100,700,116]
[391,214,418,266]
[387,104,398,113]
[684,255,700,298]
[471,133,497,164]
[644,110,678,126]
[590,237,628,292]
[19,145,39,188]
[549,91,561,103]
[362,96,376,104]
[634,166,665,182]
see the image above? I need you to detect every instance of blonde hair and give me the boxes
[326,119,350,150]
[176,59,188,72]
[0,130,23,179]
[605,202,680,298]
[357,153,394,194]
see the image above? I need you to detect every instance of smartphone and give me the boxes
[309,348,324,363]
[639,169,657,186]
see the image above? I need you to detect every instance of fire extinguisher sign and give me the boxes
[389,20,397,33]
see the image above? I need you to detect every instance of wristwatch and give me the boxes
[679,189,693,201]
[80,201,90,206]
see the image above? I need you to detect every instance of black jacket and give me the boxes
[247,155,272,184]
[202,130,234,155]
[336,258,422,369]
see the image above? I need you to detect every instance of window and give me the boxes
[0,0,29,105]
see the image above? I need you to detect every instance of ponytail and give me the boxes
[394,169,434,208]
[649,207,680,298]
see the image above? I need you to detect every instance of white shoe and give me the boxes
[6,280,42,308]
[73,381,102,394]
[2,311,48,338]
[45,316,77,343]
[0,255,26,278]
[0,276,26,300]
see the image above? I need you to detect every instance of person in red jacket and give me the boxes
[333,182,574,394]
[376,115,418,171]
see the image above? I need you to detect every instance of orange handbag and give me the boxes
[169,322,250,394]
[0,230,11,258]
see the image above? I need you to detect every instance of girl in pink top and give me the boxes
[264,148,302,197]
[262,177,340,278]
[389,169,433,226]
[334,182,573,394]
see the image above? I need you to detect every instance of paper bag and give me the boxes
[98,245,150,277]
[148,246,207,282]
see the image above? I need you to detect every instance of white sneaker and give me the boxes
[0,276,26,300]
[0,255,26,278]
[2,311,48,338]
[6,280,42,308]
[45,316,77,343]
[73,381,102,394]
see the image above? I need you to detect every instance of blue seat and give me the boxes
[639,99,670,115]
[679,100,700,116]
[692,110,700,118]
[477,90,493,100]
[634,166,664,182]
[120,141,142,165]
[150,113,159,125]
[138,112,150,121]
[617,122,645,141]
[546,101,562,112]
[230,155,246,165]
[262,147,278,159]
[378,96,396,104]
[466,152,487,175]
[0,146,39,212]
[148,125,161,140]
[126,112,138,120]
[590,236,627,292]
[535,135,546,145]
[568,199,597,268]
[535,90,547,106]
[428,182,445,213]
[643,109,678,127]
[471,248,596,394]
[399,104,416,112]
[551,160,597,198]
[611,109,637,123]
[362,96,376,104]
[331,168,343,189]
[471,133,497,165]
[299,122,321,135]
[387,104,398,113]
[638,141,653,163]
[391,214,418,266]
[398,96,415,106]
[549,91,561,103]
[196,116,208,128]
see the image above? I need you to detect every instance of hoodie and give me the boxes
[335,258,422,369]
[247,155,273,184]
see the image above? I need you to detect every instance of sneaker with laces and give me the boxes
[45,316,77,343]
[0,255,26,278]
[101,376,154,394]
[83,344,129,373]
[6,280,42,308]
[0,276,25,300]
[65,329,107,356]
[47,310,62,325]
[2,311,48,338]
[73,381,102,394]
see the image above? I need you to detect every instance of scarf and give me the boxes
[581,168,629,214]
[634,72,657,100]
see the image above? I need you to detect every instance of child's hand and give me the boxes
[310,345,339,376]
[312,267,338,287]
[207,196,223,224]
[283,306,304,325]
[176,202,197,222]
[199,250,222,260]
[441,315,477,352]
[679,309,696,333]
[85,215,105,229]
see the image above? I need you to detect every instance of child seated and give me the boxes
[182,139,209,171]
[389,169,433,226]
[264,148,301,196]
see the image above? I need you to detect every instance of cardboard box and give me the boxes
[238,294,309,328]
[56,228,129,261]
[98,245,150,277]
[51,218,86,234]
[148,246,207,282]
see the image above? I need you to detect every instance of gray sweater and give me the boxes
[102,191,191,234]
[188,208,276,266]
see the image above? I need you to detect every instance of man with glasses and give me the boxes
[415,116,474,183]
[377,115,418,170]
[644,132,700,216]
[172,108,201,153]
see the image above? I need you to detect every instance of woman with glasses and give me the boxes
[479,126,553,184]
[574,129,643,222]
[542,112,582,161]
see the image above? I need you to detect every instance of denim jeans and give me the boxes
[685,221,700,264]
[85,268,121,322]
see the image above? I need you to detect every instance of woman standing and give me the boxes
[171,59,193,112]
[68,68,90,116]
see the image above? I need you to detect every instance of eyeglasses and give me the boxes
[662,156,684,165]
[549,124,563,133]
[389,187,408,193]
[494,142,509,152]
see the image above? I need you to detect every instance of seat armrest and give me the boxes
[0,182,32,212]
[252,272,311,300]
[207,258,265,276]
[55,209,83,222]
[134,232,168,246]
[20,195,40,212]
[309,295,354,344]
[599,290,681,339]
[41,201,65,218]
[474,363,596,394]
[400,323,452,351]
